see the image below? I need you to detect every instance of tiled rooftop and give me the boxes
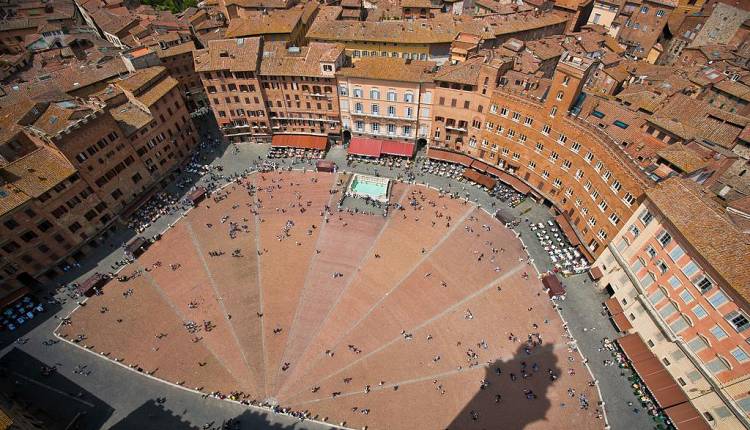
[656,144,708,173]
[0,146,77,216]
[136,75,178,106]
[194,37,262,72]
[225,3,317,38]
[110,101,153,136]
[116,66,167,94]
[259,43,344,78]
[646,177,750,302]
[336,57,436,83]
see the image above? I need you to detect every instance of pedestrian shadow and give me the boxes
[110,398,321,430]
[447,343,561,430]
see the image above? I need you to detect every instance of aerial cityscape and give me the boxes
[0,0,748,428]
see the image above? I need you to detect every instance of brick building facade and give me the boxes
[0,67,197,300]
[431,51,651,258]
[595,177,750,429]
[336,57,436,145]
[195,37,344,143]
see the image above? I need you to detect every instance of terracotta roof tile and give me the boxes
[651,93,745,149]
[434,56,485,85]
[155,40,196,58]
[259,42,344,77]
[225,3,316,38]
[713,79,750,102]
[193,37,261,72]
[116,66,166,94]
[646,177,750,302]
[224,0,292,8]
[110,101,153,136]
[0,146,76,215]
[657,144,708,173]
[137,75,178,106]
[336,57,436,82]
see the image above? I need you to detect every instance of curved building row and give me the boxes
[430,51,651,259]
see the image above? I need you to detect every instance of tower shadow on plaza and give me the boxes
[447,343,561,430]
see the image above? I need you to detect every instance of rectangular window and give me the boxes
[656,260,668,274]
[640,211,653,225]
[668,246,685,262]
[692,305,708,319]
[641,273,655,288]
[608,213,620,226]
[708,291,729,308]
[679,289,694,304]
[710,325,728,340]
[623,193,636,206]
[20,231,38,242]
[669,316,689,333]
[693,275,713,293]
[648,289,665,304]
[630,224,640,237]
[631,258,645,273]
[725,310,750,332]
[658,231,672,247]
[659,302,677,319]
[668,276,681,289]
[681,261,699,278]
[687,336,708,352]
[732,348,749,363]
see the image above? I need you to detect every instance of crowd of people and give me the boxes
[50,138,608,430]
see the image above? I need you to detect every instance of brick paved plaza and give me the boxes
[58,170,603,429]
